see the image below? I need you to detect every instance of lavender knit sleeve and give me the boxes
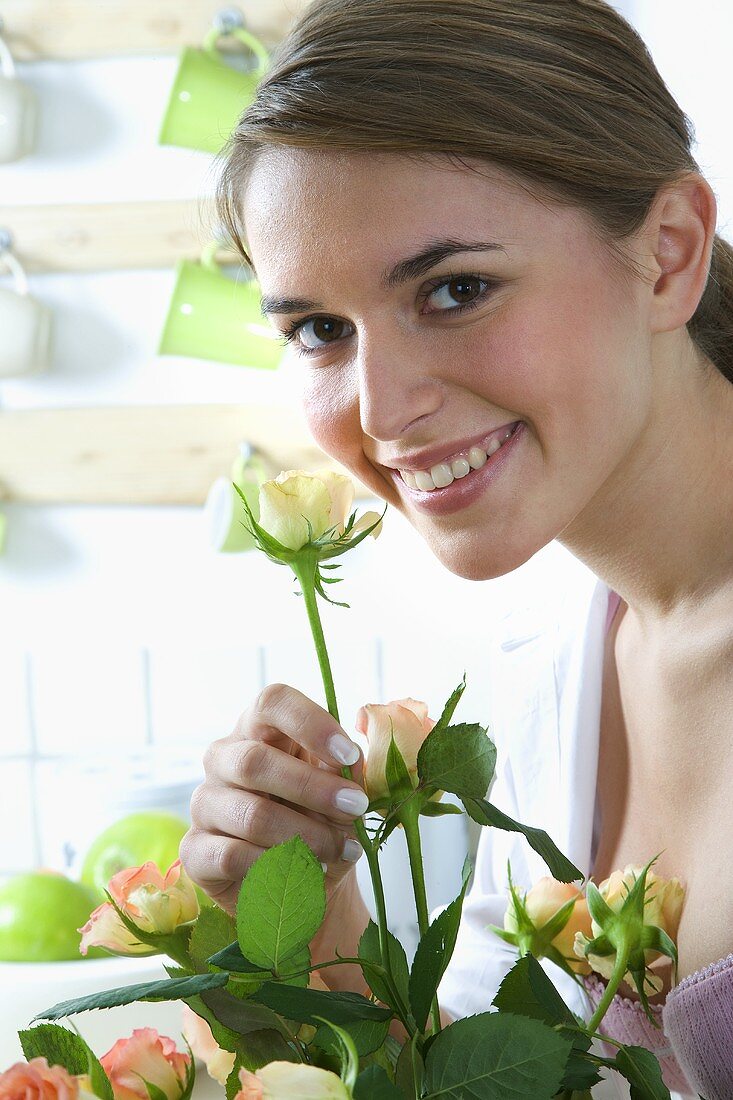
[661,952,733,1100]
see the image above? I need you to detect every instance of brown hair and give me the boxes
[215,0,733,382]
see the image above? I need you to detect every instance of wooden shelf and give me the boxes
[3,0,312,60]
[0,199,247,274]
[0,404,375,505]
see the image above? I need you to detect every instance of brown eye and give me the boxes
[299,317,349,349]
[429,276,486,310]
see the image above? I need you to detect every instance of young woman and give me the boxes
[179,2,733,1095]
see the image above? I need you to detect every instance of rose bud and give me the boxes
[356,698,442,812]
[100,1028,190,1100]
[234,1062,350,1099]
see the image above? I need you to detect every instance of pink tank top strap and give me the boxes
[604,589,622,636]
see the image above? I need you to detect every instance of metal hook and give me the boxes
[213,7,247,35]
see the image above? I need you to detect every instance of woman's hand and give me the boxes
[179,683,368,916]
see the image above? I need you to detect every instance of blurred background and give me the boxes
[0,0,730,1060]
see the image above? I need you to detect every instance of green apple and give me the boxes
[80,810,212,909]
[0,870,106,961]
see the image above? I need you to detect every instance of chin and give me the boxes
[426,528,545,582]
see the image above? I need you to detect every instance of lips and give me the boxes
[385,421,521,475]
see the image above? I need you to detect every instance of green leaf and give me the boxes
[430,674,467,734]
[207,940,268,974]
[395,1032,424,1098]
[463,797,584,883]
[490,956,599,1091]
[614,1046,672,1099]
[386,731,415,802]
[419,800,465,817]
[312,1017,390,1058]
[275,943,312,987]
[422,1012,572,1098]
[353,1064,403,1099]
[408,856,472,1032]
[237,835,326,972]
[18,1023,114,1100]
[32,970,229,1021]
[492,953,576,1026]
[190,905,238,971]
[312,1017,360,1091]
[358,920,411,1016]
[250,981,393,1025]
[417,722,496,800]
[198,986,295,1040]
[187,993,298,1077]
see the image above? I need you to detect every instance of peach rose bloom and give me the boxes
[100,1028,189,1100]
[78,859,199,956]
[505,877,593,975]
[234,1063,350,1099]
[78,898,154,957]
[574,864,685,991]
[356,698,440,810]
[0,1059,79,1100]
[258,469,382,552]
[180,1007,235,1087]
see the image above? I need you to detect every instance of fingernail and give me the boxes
[341,837,363,862]
[328,732,360,766]
[334,787,369,816]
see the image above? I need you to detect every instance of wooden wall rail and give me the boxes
[0,199,245,274]
[3,1,312,60]
[0,404,374,505]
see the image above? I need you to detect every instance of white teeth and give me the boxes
[468,446,488,470]
[429,462,454,488]
[414,470,436,491]
[450,456,471,479]
[400,424,518,491]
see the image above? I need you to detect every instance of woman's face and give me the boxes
[242,148,652,580]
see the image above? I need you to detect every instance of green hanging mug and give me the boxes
[204,445,269,553]
[157,240,284,369]
[158,25,269,154]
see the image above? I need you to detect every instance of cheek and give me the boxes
[301,371,362,465]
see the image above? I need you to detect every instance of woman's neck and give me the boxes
[558,333,733,638]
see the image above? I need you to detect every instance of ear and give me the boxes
[646,172,718,335]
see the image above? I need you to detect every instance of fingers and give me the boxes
[190,783,362,866]
[179,827,268,915]
[234,683,362,769]
[207,739,369,827]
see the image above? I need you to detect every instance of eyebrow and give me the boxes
[258,237,507,317]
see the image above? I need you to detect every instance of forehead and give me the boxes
[241,147,592,281]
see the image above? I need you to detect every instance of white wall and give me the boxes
[1,0,730,955]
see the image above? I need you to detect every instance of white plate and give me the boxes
[0,954,188,1069]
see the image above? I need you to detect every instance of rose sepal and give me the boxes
[577,854,679,1026]
[487,863,585,982]
[232,481,386,566]
[312,1017,359,1093]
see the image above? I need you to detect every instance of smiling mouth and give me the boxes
[395,422,521,491]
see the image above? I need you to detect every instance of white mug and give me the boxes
[0,248,52,377]
[0,34,38,163]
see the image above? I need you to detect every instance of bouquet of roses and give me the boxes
[4,469,684,1100]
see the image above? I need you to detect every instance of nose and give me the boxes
[356,329,444,441]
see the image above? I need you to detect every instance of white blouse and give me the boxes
[427,547,681,1099]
